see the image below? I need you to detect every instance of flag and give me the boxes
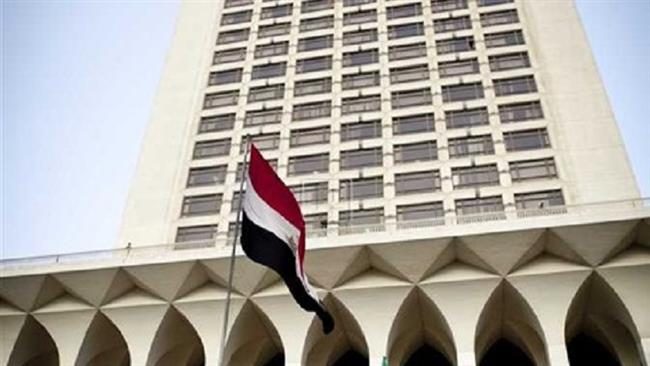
[240,144,334,334]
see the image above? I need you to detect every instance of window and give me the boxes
[305,213,328,231]
[193,139,231,159]
[294,77,332,96]
[235,160,277,182]
[342,71,380,90]
[176,225,218,243]
[187,166,227,187]
[343,9,376,25]
[242,133,280,152]
[452,164,500,188]
[499,101,543,123]
[386,3,422,19]
[388,23,424,40]
[395,170,441,194]
[260,4,293,19]
[342,95,382,115]
[198,114,235,133]
[290,126,330,147]
[341,120,382,141]
[504,128,551,151]
[181,194,222,217]
[203,90,239,109]
[340,176,383,200]
[510,158,557,182]
[445,107,489,129]
[489,52,530,71]
[455,196,504,216]
[296,56,332,73]
[221,10,252,25]
[344,0,375,6]
[515,190,565,210]
[244,107,283,126]
[290,182,329,204]
[388,42,427,61]
[217,28,249,44]
[342,49,378,67]
[292,101,331,120]
[343,29,378,46]
[230,191,245,213]
[436,36,475,54]
[208,69,242,86]
[441,82,484,102]
[340,147,383,169]
[258,22,291,38]
[391,88,432,108]
[434,16,472,33]
[288,153,330,175]
[478,0,513,6]
[448,135,495,157]
[389,64,430,84]
[298,35,333,52]
[394,141,437,163]
[251,62,286,79]
[254,42,289,58]
[247,84,285,102]
[301,0,333,13]
[438,59,480,77]
[213,48,247,65]
[300,15,334,32]
[480,9,519,27]
[339,208,384,227]
[397,202,444,222]
[224,0,252,8]
[485,30,525,48]
[431,0,468,13]
[493,75,537,96]
[393,113,435,135]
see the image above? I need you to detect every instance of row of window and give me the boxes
[175,188,563,243]
[220,3,518,34]
[222,0,513,13]
[210,51,530,91]
[198,101,541,141]
[203,76,538,118]
[186,156,556,199]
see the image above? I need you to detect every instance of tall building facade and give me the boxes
[1,1,648,366]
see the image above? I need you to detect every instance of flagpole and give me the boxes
[218,134,251,366]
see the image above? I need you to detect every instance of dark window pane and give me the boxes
[393,113,435,135]
[504,128,551,151]
[391,88,432,108]
[489,52,531,71]
[515,190,565,210]
[485,30,525,48]
[176,225,218,243]
[181,194,222,216]
[510,158,557,182]
[388,42,427,61]
[187,166,227,187]
[499,101,543,123]
[247,84,285,102]
[290,126,331,147]
[394,141,437,163]
[395,170,441,194]
[441,82,484,102]
[193,139,231,159]
[342,95,382,115]
[387,3,422,19]
[288,154,330,175]
[445,107,490,129]
[388,23,424,40]
[340,120,382,141]
[292,101,331,120]
[397,202,444,221]
[436,36,475,54]
[254,42,289,58]
[390,64,430,84]
[340,176,383,200]
[438,59,479,77]
[431,0,468,13]
[434,16,472,33]
[493,75,537,96]
[452,164,500,188]
[198,114,235,133]
[244,107,283,126]
[294,77,332,96]
[448,135,495,158]
[340,148,383,169]
[342,71,381,90]
[251,62,287,79]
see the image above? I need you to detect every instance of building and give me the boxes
[1,0,648,365]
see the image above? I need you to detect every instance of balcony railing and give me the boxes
[1,197,648,270]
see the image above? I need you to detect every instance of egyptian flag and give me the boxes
[241,144,334,334]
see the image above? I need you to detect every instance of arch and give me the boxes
[302,295,369,366]
[565,273,643,366]
[146,306,205,366]
[223,301,284,366]
[475,281,548,366]
[387,288,455,366]
[74,312,130,366]
[7,315,59,366]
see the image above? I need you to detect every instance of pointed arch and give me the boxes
[223,300,284,366]
[475,281,548,366]
[74,311,130,366]
[7,315,59,366]
[302,294,369,366]
[146,306,205,366]
[565,273,644,365]
[387,287,455,366]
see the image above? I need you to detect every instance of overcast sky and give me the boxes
[2,0,649,260]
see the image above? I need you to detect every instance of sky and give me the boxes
[1,0,649,260]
